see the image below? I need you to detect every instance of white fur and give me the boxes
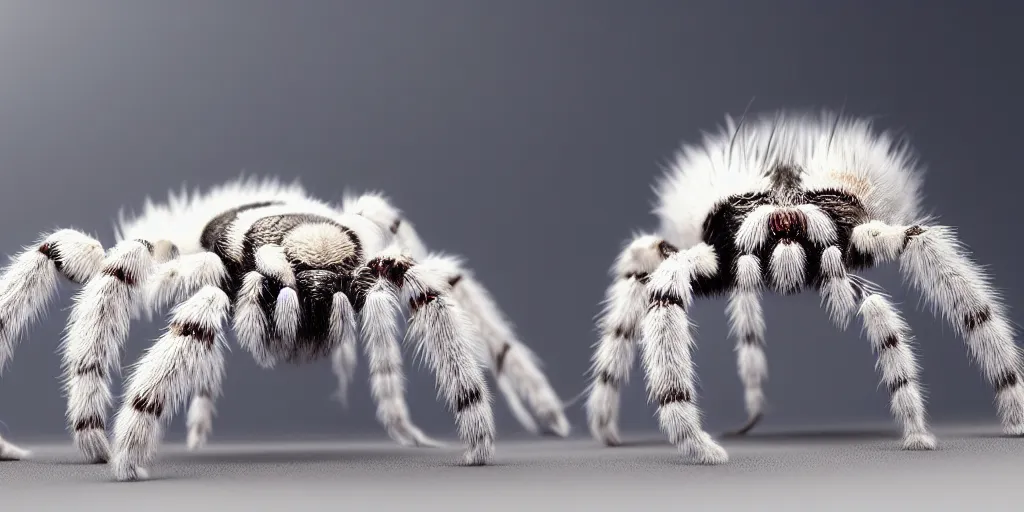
[115,177,313,255]
[768,242,805,293]
[329,292,358,407]
[144,251,228,315]
[591,109,1020,461]
[418,252,570,436]
[357,278,443,449]
[62,239,154,463]
[585,234,663,446]
[110,285,230,481]
[339,194,571,438]
[255,244,297,288]
[727,255,768,427]
[639,248,727,464]
[0,177,511,477]
[232,271,276,368]
[655,111,924,250]
[857,294,935,450]
[855,222,1024,434]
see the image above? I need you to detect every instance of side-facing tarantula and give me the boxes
[0,178,569,480]
[584,110,1023,464]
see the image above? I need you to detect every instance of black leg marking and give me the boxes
[75,361,106,378]
[102,265,137,286]
[172,321,216,349]
[623,271,650,284]
[903,225,924,249]
[74,416,105,432]
[881,334,900,350]
[742,332,763,346]
[650,290,686,310]
[456,388,483,412]
[887,377,909,394]
[495,343,511,374]
[613,325,637,340]
[964,306,992,332]
[598,371,620,388]
[367,257,412,287]
[131,395,165,418]
[409,289,441,312]
[657,388,693,407]
[38,241,66,273]
[996,371,1019,392]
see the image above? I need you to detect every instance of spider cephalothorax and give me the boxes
[0,178,571,480]
[585,110,1023,464]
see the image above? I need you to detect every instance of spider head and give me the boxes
[762,162,806,195]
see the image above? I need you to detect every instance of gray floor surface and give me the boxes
[1,423,1019,511]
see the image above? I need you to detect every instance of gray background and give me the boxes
[0,0,1021,444]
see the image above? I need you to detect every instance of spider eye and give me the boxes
[389,218,402,234]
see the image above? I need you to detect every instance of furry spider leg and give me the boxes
[109,285,230,481]
[347,260,444,449]
[354,248,495,463]
[417,253,571,437]
[818,246,936,448]
[62,240,221,462]
[639,242,728,464]
[724,255,769,436]
[328,286,359,408]
[144,251,230,451]
[851,221,1024,434]
[585,234,664,446]
[341,193,571,437]
[0,229,105,460]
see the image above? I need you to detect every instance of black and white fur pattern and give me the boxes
[0,178,568,480]
[585,110,1023,463]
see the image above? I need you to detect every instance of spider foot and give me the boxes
[1003,422,1024,437]
[389,424,446,449]
[682,432,729,465]
[186,423,211,451]
[901,431,937,450]
[111,457,149,482]
[74,429,111,463]
[0,435,31,461]
[463,436,494,466]
[537,408,571,438]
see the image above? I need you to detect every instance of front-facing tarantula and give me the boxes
[585,110,1023,464]
[0,178,569,480]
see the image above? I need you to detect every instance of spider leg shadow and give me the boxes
[719,426,901,443]
[161,445,425,465]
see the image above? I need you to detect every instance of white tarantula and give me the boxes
[585,110,1024,464]
[0,178,569,480]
